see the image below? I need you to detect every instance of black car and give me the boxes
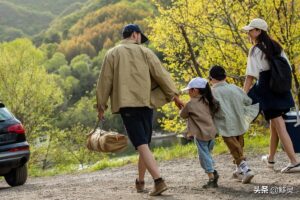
[0,103,30,186]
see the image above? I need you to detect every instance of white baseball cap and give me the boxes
[181,77,208,92]
[242,18,268,32]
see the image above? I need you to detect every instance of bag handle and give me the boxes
[87,119,105,136]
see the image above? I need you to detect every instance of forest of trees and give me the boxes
[148,0,300,132]
[0,0,88,41]
[0,0,299,173]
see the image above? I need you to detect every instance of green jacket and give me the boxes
[96,39,178,113]
[212,82,259,137]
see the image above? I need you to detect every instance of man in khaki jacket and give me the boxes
[96,24,183,196]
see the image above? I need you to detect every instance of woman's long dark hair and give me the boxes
[198,83,219,115]
[251,30,283,61]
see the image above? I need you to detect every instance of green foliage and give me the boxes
[58,76,80,100]
[1,0,288,179]
[153,143,197,160]
[89,155,138,171]
[56,97,97,129]
[0,0,88,41]
[39,43,59,59]
[44,0,121,39]
[68,54,98,102]
[56,0,153,61]
[102,112,125,133]
[58,39,97,62]
[149,0,300,132]
[0,26,24,41]
[28,125,270,177]
[53,124,101,167]
[0,38,63,141]
[213,137,229,155]
[0,1,53,40]
[43,33,62,44]
[44,52,68,73]
[6,0,88,15]
[29,164,79,177]
[29,124,102,172]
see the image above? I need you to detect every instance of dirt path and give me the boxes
[1,152,300,200]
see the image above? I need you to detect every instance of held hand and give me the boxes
[243,75,254,93]
[173,95,184,109]
[97,109,105,120]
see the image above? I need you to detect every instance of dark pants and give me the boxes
[119,107,153,149]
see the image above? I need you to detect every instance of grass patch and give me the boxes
[29,164,79,177]
[28,131,270,177]
[88,155,138,171]
[244,133,270,153]
[153,143,197,161]
[213,137,229,155]
[213,132,270,155]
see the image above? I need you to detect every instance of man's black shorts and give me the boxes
[120,107,153,149]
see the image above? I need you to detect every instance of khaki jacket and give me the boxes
[96,39,178,113]
[180,95,217,141]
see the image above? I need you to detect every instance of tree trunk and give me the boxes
[179,25,202,77]
[42,134,52,170]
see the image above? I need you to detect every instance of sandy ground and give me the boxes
[1,152,300,200]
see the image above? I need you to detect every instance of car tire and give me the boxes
[4,164,28,187]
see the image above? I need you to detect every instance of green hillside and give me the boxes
[38,0,154,61]
[5,0,87,15]
[43,0,121,38]
[0,0,88,41]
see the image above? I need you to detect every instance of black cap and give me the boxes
[122,24,148,44]
[209,65,226,81]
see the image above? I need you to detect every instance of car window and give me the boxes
[0,107,13,121]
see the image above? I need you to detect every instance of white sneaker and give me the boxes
[232,171,243,182]
[242,170,255,184]
[281,163,300,173]
[261,155,275,169]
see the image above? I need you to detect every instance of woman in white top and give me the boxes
[242,18,300,173]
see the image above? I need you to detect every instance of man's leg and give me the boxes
[140,108,168,196]
[138,154,147,182]
[120,107,167,195]
[119,107,151,191]
[138,144,167,196]
[135,155,147,193]
[137,144,160,179]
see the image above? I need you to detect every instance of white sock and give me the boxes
[236,165,242,173]
[239,161,250,174]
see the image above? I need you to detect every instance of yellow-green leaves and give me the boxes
[0,38,63,140]
[149,0,300,132]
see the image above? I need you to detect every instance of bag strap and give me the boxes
[255,43,266,54]
[87,119,104,136]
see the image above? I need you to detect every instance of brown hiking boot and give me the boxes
[149,178,168,196]
[135,179,145,193]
